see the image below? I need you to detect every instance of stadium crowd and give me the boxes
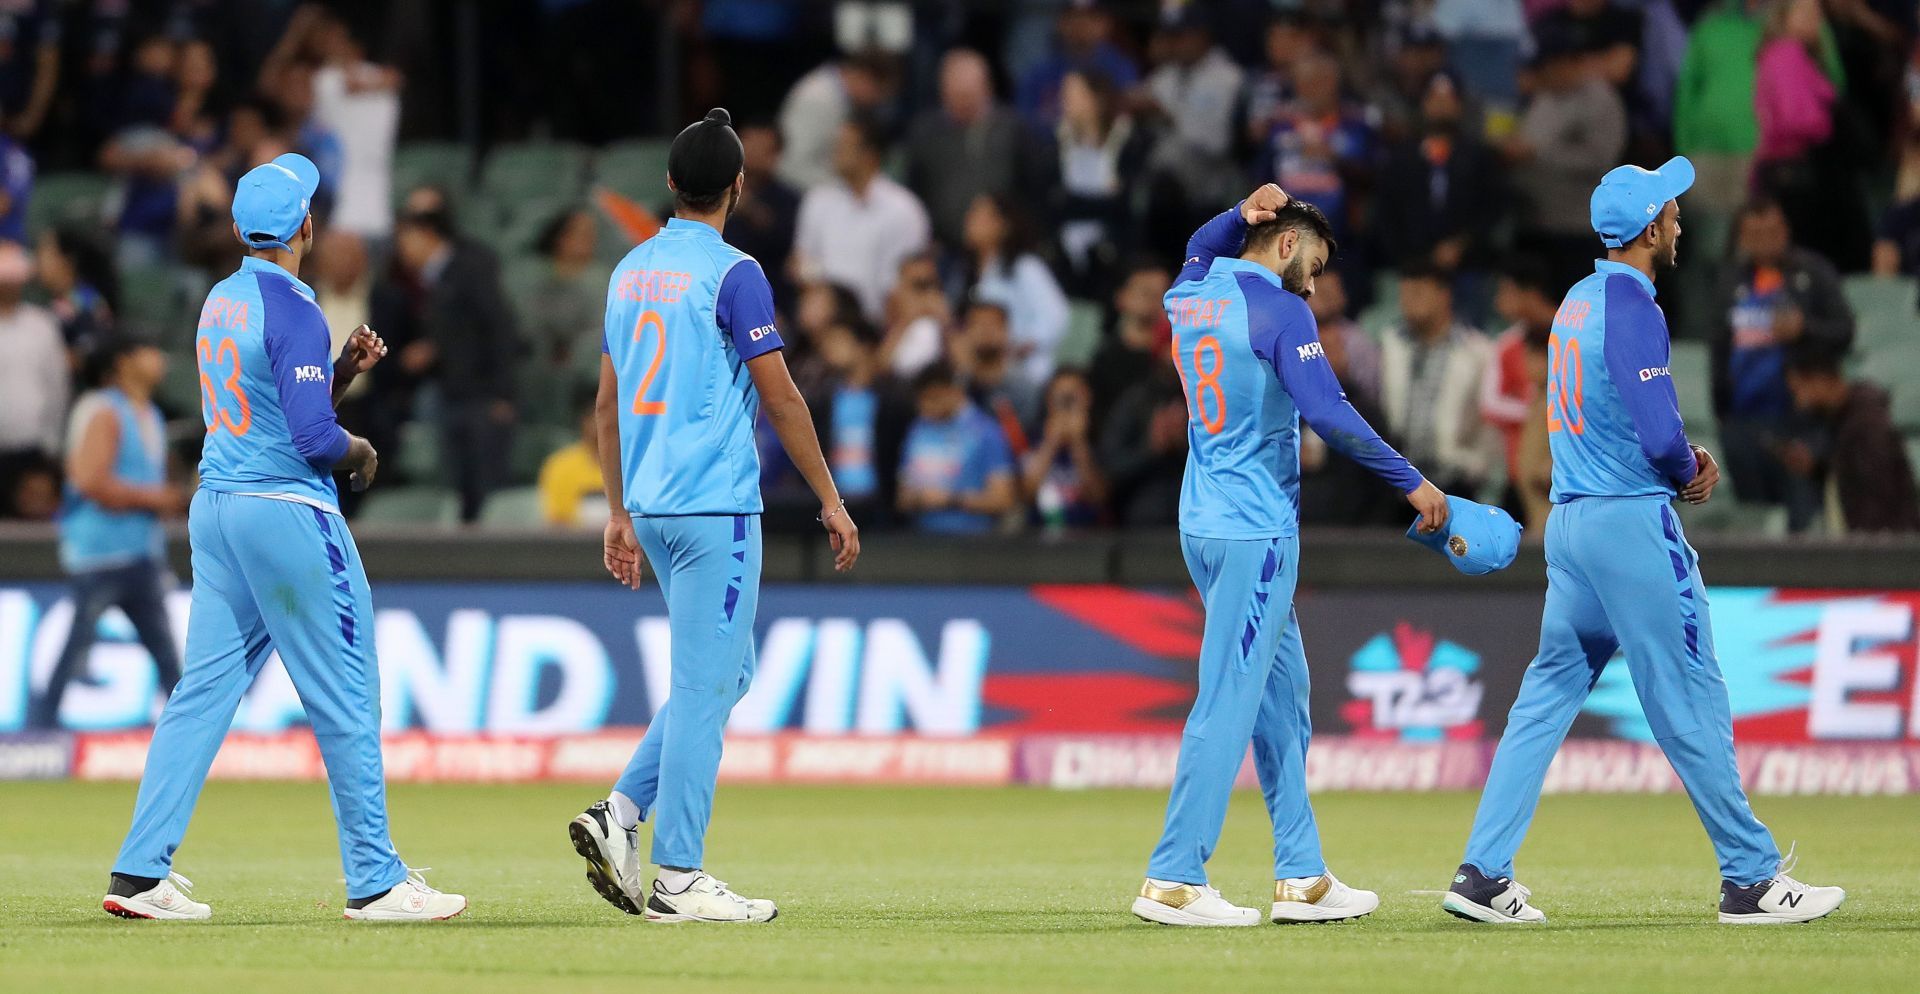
[0,0,1917,537]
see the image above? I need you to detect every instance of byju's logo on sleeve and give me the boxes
[1638,366,1670,382]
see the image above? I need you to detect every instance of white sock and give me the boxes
[1146,878,1189,890]
[1283,874,1325,886]
[606,791,641,831]
[657,867,700,893]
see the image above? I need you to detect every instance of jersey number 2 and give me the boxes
[196,337,252,436]
[1546,332,1584,435]
[630,310,667,416]
[1172,334,1226,435]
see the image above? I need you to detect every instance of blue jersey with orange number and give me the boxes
[195,256,350,513]
[1166,206,1421,540]
[604,217,785,517]
[1546,260,1697,503]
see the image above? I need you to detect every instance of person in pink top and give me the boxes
[1753,0,1834,164]
[1751,0,1869,270]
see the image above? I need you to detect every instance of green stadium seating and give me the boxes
[481,142,590,203]
[357,486,458,526]
[478,486,543,529]
[1841,274,1915,354]
[1055,300,1103,368]
[1357,270,1400,339]
[118,266,189,343]
[396,421,443,483]
[1667,339,1713,429]
[511,424,576,483]
[391,141,474,209]
[593,139,672,200]
[27,172,112,235]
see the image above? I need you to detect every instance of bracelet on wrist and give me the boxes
[817,498,847,525]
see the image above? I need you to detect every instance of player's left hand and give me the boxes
[1241,183,1290,225]
[1682,445,1720,504]
[603,517,644,590]
[336,325,387,377]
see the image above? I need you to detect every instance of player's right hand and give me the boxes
[1681,445,1720,504]
[347,436,378,492]
[823,503,860,573]
[1241,183,1290,225]
[603,516,644,590]
[1406,479,1449,534]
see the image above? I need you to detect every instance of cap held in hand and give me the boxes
[1406,496,1522,576]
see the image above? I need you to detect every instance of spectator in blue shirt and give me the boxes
[1257,51,1375,247]
[1015,1,1139,127]
[898,361,1017,534]
[808,314,912,527]
[0,131,32,244]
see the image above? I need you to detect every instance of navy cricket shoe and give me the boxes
[1440,863,1546,924]
[1719,847,1845,925]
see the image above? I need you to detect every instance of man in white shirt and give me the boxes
[0,239,69,502]
[310,13,401,242]
[777,54,894,192]
[1143,9,1245,206]
[792,117,931,321]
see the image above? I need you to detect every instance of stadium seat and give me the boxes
[1357,270,1400,339]
[593,139,673,201]
[26,172,112,235]
[472,193,575,258]
[118,266,186,338]
[478,486,543,529]
[1841,274,1916,355]
[1667,339,1713,429]
[510,424,575,483]
[1055,300,1103,368]
[396,421,443,483]
[391,141,474,208]
[356,486,459,526]
[481,142,591,203]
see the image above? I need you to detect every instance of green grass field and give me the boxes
[2,782,1916,994]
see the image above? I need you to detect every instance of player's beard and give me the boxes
[1281,256,1309,297]
[724,186,741,219]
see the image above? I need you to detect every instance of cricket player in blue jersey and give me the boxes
[102,153,465,923]
[1442,158,1845,926]
[1132,185,1451,927]
[569,109,859,924]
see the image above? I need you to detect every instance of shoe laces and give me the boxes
[402,866,441,895]
[166,872,194,895]
[1776,841,1799,879]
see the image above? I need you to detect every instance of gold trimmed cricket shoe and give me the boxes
[1130,879,1262,927]
[1270,871,1379,923]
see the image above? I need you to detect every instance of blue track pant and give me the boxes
[1148,533,1325,885]
[1463,496,1778,886]
[612,513,761,870]
[113,490,406,899]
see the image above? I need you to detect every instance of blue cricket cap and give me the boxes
[231,153,320,252]
[1590,156,1694,249]
[1406,496,1522,576]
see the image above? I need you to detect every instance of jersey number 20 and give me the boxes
[1172,334,1226,435]
[1545,333,1584,435]
[630,310,667,416]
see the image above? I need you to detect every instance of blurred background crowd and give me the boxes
[0,0,1917,539]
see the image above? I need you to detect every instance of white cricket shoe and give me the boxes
[1131,880,1263,927]
[644,873,777,923]
[570,800,643,914]
[102,872,211,921]
[342,867,467,921]
[1271,871,1379,923]
[1441,863,1547,924]
[1720,847,1845,924]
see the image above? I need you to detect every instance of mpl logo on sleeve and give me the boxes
[1296,341,1326,362]
[294,364,327,383]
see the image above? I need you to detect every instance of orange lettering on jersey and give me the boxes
[1171,297,1233,328]
[615,269,694,304]
[1553,299,1590,330]
[196,297,249,330]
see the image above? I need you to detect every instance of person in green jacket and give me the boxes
[1673,0,1844,215]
